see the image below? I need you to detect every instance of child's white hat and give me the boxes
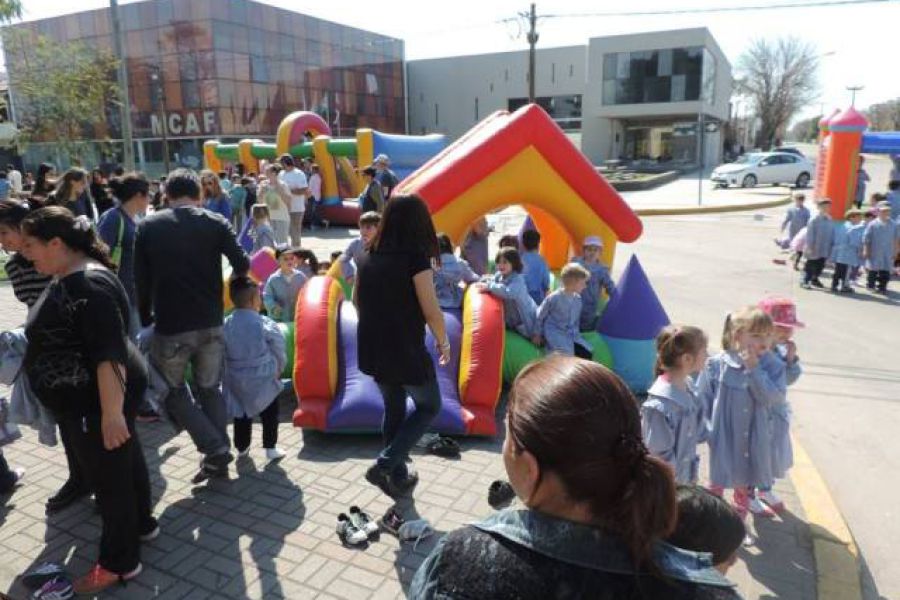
[583,235,603,248]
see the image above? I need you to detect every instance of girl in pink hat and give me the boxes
[754,296,805,516]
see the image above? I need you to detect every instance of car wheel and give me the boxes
[795,172,810,188]
[741,174,757,188]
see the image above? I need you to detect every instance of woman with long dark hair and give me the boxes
[410,356,739,599]
[32,162,56,198]
[20,207,156,594]
[51,168,97,222]
[354,195,449,497]
[90,168,114,216]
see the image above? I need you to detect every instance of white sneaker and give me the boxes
[758,489,785,513]
[747,496,776,518]
[265,447,286,461]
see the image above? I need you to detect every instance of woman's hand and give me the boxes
[101,412,130,450]
[437,340,451,366]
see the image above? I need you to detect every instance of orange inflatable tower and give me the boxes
[820,107,868,219]
[813,109,839,201]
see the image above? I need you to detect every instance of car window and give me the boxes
[760,156,776,166]
[782,155,798,163]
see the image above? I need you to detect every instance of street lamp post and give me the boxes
[149,66,170,175]
[846,85,864,108]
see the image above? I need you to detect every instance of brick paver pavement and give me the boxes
[1,214,816,599]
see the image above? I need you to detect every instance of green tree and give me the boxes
[2,29,120,162]
[735,37,820,150]
[0,0,22,22]
[789,115,822,143]
[864,98,900,132]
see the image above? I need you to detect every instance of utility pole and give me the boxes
[526,3,538,103]
[149,66,170,174]
[697,113,705,206]
[846,85,864,107]
[110,0,134,170]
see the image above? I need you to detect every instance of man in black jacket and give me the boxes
[135,168,249,480]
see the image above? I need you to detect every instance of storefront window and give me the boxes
[602,46,707,105]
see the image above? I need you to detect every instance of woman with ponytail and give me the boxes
[410,355,738,600]
[19,206,156,595]
[50,168,97,222]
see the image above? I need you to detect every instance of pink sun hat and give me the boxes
[758,296,805,328]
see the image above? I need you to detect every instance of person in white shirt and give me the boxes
[6,164,22,197]
[277,154,308,246]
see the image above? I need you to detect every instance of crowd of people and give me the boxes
[0,154,810,598]
[777,176,900,294]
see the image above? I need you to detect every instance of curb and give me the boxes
[789,434,863,600]
[634,195,792,216]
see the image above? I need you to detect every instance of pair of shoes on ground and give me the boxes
[736,489,785,519]
[236,446,287,462]
[45,480,90,514]
[365,464,419,499]
[416,433,461,458]
[336,506,381,547]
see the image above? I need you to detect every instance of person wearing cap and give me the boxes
[862,201,900,294]
[574,236,616,330]
[830,209,865,293]
[373,154,399,200]
[756,297,804,514]
[277,154,308,246]
[800,198,834,289]
[358,165,385,213]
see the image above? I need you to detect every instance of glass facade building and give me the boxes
[601,47,716,106]
[4,0,404,174]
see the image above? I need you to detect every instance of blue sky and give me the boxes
[11,0,900,122]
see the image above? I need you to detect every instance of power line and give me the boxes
[535,0,895,19]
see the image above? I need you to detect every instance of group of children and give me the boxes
[779,191,900,294]
[641,297,804,521]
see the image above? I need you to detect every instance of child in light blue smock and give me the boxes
[574,235,616,330]
[830,209,865,293]
[263,247,308,322]
[434,233,479,309]
[754,296,804,516]
[477,247,537,338]
[533,263,592,358]
[863,202,900,294]
[250,203,276,253]
[777,193,810,248]
[641,325,709,484]
[696,306,780,518]
[338,211,380,283]
[521,229,550,306]
[223,277,287,462]
[801,198,834,288]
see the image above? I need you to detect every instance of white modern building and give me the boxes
[408,27,732,167]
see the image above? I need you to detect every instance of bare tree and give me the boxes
[736,37,819,150]
[865,98,900,132]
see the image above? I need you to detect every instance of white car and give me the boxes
[711,152,813,189]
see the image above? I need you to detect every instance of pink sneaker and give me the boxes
[732,488,750,518]
[747,495,777,518]
[759,489,786,513]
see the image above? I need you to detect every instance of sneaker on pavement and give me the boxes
[45,480,89,513]
[22,562,66,590]
[349,505,380,539]
[138,518,160,542]
[336,513,369,547]
[758,489,786,513]
[747,496,776,518]
[365,464,417,498]
[31,576,73,600]
[72,563,141,595]
[264,447,286,462]
[378,507,405,536]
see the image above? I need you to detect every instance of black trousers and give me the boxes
[803,257,826,283]
[233,398,279,451]
[57,418,87,492]
[867,269,890,291]
[63,413,153,574]
[0,449,16,492]
[831,263,849,290]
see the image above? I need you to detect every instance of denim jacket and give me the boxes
[410,509,740,600]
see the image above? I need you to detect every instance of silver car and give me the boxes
[711,152,813,189]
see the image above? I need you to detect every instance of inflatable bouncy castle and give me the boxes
[287,104,673,435]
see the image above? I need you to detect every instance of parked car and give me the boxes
[773,146,806,158]
[711,152,812,189]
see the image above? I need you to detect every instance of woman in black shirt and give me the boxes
[20,207,155,595]
[354,195,450,497]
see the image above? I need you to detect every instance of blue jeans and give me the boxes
[376,375,441,479]
[150,327,229,457]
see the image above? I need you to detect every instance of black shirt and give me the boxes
[24,268,146,418]
[356,250,433,385]
[134,205,249,335]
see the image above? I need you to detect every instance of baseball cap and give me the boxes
[877,200,891,210]
[582,235,603,248]
[758,296,805,328]
[374,154,390,164]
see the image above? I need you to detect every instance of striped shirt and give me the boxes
[4,252,52,307]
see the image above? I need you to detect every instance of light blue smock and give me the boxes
[804,214,834,260]
[263,269,307,322]
[434,253,479,309]
[641,376,705,484]
[696,351,782,489]
[781,205,810,241]
[339,237,366,280]
[222,309,286,420]
[522,251,550,306]
[759,345,801,480]
[484,271,537,337]
[573,257,616,330]
[535,289,590,355]
[832,222,865,267]
[863,218,900,271]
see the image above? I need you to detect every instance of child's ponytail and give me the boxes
[656,325,708,376]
